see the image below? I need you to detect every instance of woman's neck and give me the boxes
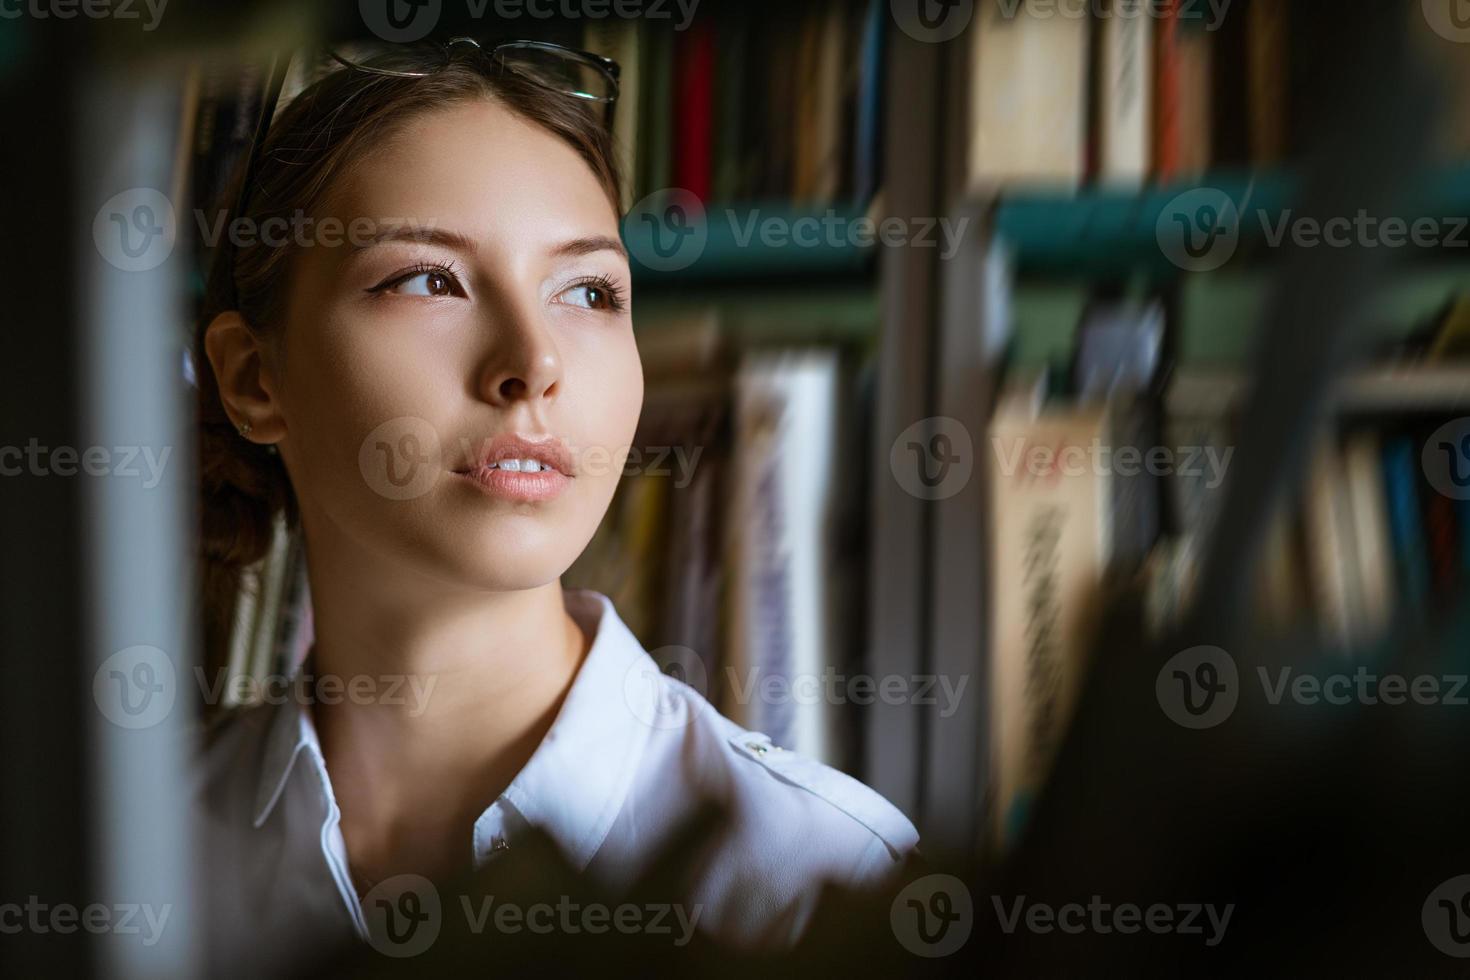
[298,525,591,883]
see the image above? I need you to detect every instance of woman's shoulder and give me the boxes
[605,667,918,945]
[625,665,920,879]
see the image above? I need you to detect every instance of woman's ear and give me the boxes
[203,311,287,445]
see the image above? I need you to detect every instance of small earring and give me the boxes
[237,420,253,438]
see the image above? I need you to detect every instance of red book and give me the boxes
[672,18,715,203]
[1153,0,1181,180]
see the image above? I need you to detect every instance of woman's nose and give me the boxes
[475,302,564,408]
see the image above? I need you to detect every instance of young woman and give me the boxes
[194,38,917,969]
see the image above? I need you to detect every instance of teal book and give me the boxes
[1383,436,1430,615]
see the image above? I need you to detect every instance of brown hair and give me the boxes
[192,55,623,683]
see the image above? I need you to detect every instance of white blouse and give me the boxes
[195,589,919,970]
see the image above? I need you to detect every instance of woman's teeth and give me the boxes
[489,458,548,472]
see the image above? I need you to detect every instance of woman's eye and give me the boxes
[394,271,458,297]
[557,282,622,311]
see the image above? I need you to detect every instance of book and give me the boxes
[1095,0,1153,184]
[1342,432,1395,637]
[636,26,673,200]
[1246,0,1288,164]
[711,15,748,203]
[967,0,1088,187]
[988,384,1112,849]
[1383,435,1431,617]
[1073,300,1164,576]
[1151,0,1181,178]
[1175,16,1214,174]
[671,15,714,202]
[723,350,842,766]
[1303,441,1358,645]
[852,0,886,203]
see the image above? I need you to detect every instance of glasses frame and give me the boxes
[217,38,620,311]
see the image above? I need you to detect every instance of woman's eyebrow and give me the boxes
[550,235,628,262]
[348,229,627,262]
[348,224,478,254]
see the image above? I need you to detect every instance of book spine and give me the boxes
[968,1,1088,187]
[725,352,841,764]
[1152,0,1182,180]
[1096,0,1153,185]
[852,0,885,204]
[988,401,1111,849]
[671,17,714,202]
[1384,437,1430,616]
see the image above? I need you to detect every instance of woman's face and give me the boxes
[269,98,642,592]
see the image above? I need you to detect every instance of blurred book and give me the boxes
[968,0,1088,188]
[723,350,842,766]
[988,377,1113,850]
[1094,0,1154,185]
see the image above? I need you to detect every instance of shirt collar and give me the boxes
[251,589,658,871]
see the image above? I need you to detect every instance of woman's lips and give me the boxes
[451,432,575,502]
[451,462,570,502]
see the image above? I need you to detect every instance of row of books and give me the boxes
[967,0,1470,187]
[587,0,887,209]
[563,313,871,770]
[220,513,314,709]
[987,286,1470,849]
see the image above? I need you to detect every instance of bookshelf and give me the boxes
[991,167,1470,275]
[625,201,879,286]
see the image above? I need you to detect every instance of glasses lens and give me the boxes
[493,44,617,103]
[326,40,452,78]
